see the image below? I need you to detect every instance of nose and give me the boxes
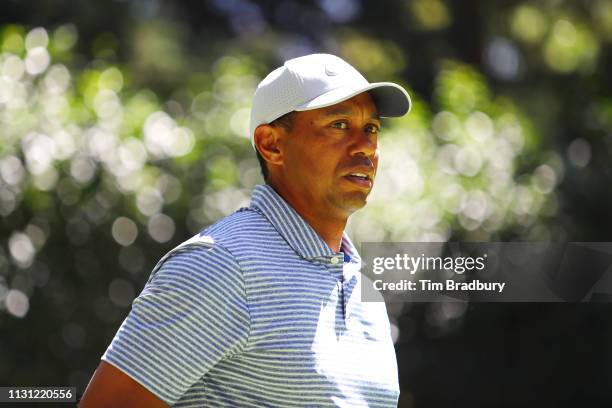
[348,128,378,158]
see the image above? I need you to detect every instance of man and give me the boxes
[80,53,411,407]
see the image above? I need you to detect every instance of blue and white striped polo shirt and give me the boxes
[102,184,399,407]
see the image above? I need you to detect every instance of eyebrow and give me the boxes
[322,108,381,122]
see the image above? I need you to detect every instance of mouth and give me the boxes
[344,172,373,189]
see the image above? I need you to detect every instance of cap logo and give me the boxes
[325,64,339,76]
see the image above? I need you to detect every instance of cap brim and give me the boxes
[294,82,411,118]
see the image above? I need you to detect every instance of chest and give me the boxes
[239,261,399,394]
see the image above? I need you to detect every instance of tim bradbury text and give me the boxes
[373,279,506,293]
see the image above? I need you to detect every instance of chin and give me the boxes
[339,192,369,213]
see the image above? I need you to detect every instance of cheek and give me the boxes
[286,130,343,180]
[370,153,380,179]
[287,147,328,181]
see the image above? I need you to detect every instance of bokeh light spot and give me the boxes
[25,46,50,75]
[25,27,49,50]
[8,232,35,268]
[5,289,29,318]
[567,138,591,168]
[111,217,138,246]
[147,213,175,243]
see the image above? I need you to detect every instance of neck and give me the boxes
[267,182,347,253]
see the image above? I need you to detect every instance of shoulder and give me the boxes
[205,207,274,238]
[201,207,281,253]
[157,208,257,259]
[148,206,282,286]
[146,234,243,296]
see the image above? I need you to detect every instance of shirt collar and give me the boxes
[249,184,360,262]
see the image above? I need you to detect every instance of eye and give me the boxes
[365,124,380,134]
[331,121,348,130]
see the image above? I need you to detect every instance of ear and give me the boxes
[254,124,286,167]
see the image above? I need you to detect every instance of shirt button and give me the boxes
[330,256,340,265]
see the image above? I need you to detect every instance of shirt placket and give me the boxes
[327,254,347,322]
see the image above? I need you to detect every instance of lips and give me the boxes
[348,171,368,178]
[343,168,374,188]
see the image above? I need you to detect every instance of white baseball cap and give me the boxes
[249,53,411,148]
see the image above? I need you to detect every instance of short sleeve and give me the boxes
[101,244,250,405]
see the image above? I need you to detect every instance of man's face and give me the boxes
[279,92,380,219]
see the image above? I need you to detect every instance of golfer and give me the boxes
[80,53,411,407]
